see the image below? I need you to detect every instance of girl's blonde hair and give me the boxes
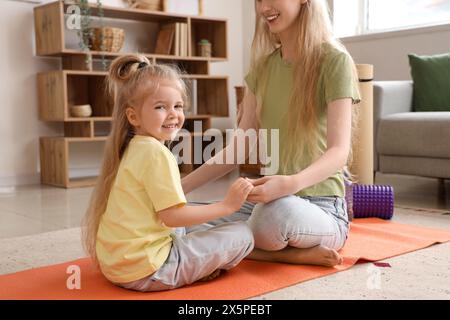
[251,0,360,181]
[82,54,188,263]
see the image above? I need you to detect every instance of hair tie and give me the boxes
[137,62,148,69]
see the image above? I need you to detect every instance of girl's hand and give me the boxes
[247,175,297,204]
[222,178,254,212]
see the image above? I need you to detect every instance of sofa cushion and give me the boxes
[408,53,450,112]
[377,112,450,158]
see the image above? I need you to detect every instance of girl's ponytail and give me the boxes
[107,55,151,104]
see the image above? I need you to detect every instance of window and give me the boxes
[332,0,365,38]
[332,0,450,38]
[367,0,450,31]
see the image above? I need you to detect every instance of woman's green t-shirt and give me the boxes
[245,45,361,197]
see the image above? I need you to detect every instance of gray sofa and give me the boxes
[373,81,450,191]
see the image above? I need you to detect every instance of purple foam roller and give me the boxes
[346,184,394,220]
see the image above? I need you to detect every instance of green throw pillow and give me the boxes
[408,53,450,112]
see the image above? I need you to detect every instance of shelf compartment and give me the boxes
[63,120,112,138]
[94,121,112,137]
[38,71,112,121]
[40,137,106,188]
[39,71,228,121]
[196,77,229,117]
[67,73,112,117]
[156,58,209,75]
[63,1,189,59]
[190,17,227,59]
[64,121,92,138]
[63,1,189,22]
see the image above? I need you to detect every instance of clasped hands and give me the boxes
[222,175,297,212]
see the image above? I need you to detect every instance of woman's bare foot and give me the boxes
[198,269,222,282]
[294,245,343,267]
[247,245,343,267]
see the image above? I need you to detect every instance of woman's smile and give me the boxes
[266,13,280,25]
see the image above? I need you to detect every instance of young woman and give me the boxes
[182,0,361,267]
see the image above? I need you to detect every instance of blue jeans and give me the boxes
[246,196,349,251]
[191,196,349,251]
[116,221,254,292]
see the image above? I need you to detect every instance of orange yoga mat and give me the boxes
[1,218,450,300]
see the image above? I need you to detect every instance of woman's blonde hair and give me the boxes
[251,0,360,181]
[81,54,188,263]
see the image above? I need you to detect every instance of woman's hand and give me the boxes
[247,175,297,204]
[222,177,254,212]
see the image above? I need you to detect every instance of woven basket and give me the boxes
[90,27,125,53]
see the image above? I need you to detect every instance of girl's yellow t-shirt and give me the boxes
[245,44,361,197]
[96,135,186,283]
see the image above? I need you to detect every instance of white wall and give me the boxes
[0,0,61,186]
[0,0,245,186]
[342,26,450,80]
[242,0,255,77]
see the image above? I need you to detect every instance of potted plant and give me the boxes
[77,0,113,70]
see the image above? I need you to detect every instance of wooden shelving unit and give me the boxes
[34,0,229,188]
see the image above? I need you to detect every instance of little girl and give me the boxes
[82,55,254,292]
[182,0,361,267]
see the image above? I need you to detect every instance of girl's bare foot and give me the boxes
[248,245,343,267]
[198,269,222,282]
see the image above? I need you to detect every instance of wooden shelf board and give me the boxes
[190,16,227,23]
[152,54,226,62]
[63,1,186,21]
[41,136,107,142]
[185,114,212,120]
[182,75,227,80]
[64,70,108,76]
[48,49,227,62]
[61,70,226,80]
[66,137,108,142]
[65,117,112,122]
[62,1,226,22]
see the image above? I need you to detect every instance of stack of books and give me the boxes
[154,22,188,56]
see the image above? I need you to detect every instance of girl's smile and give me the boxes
[126,81,185,143]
